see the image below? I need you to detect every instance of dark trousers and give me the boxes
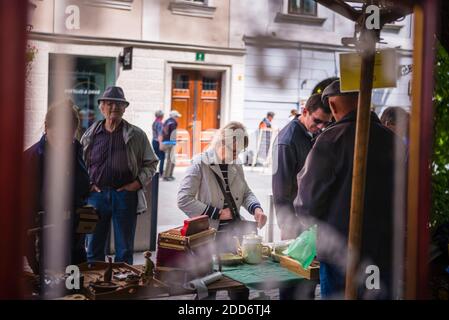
[319,262,392,300]
[319,262,345,299]
[152,139,165,176]
[279,281,318,300]
[86,189,138,264]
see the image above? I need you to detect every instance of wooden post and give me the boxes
[0,0,28,299]
[149,173,159,251]
[405,0,438,299]
[344,28,377,300]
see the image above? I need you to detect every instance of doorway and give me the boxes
[171,69,222,159]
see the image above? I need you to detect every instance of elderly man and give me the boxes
[294,80,406,299]
[81,86,159,264]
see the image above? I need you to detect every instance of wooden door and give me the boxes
[171,70,221,159]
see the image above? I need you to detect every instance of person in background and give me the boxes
[23,99,90,275]
[259,111,275,129]
[289,108,299,121]
[256,111,275,164]
[161,110,181,181]
[152,110,165,177]
[380,106,410,147]
[81,86,159,265]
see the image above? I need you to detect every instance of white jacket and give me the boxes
[177,149,261,227]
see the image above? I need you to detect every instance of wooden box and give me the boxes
[158,227,216,249]
[279,255,320,280]
[155,227,216,286]
[76,206,99,234]
[78,262,168,300]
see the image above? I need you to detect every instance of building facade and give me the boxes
[27,0,413,153]
[27,0,245,162]
[230,0,413,132]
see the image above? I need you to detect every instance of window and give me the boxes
[288,0,317,16]
[169,0,216,19]
[85,0,134,11]
[202,77,218,91]
[183,0,207,3]
[276,0,325,25]
[174,74,189,89]
[48,54,116,135]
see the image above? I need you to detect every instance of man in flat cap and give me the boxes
[294,80,406,299]
[81,86,159,264]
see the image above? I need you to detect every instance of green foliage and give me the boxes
[431,43,449,228]
[25,44,38,81]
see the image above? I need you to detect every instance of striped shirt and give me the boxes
[88,121,134,189]
[218,164,233,227]
[203,164,262,222]
[219,164,232,208]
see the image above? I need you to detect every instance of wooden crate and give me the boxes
[78,262,168,300]
[279,255,320,280]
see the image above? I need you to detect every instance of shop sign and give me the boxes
[340,49,397,92]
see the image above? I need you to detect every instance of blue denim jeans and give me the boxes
[152,139,165,176]
[319,262,345,299]
[86,189,138,265]
[320,262,393,300]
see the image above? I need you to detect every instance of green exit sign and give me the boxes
[196,52,205,62]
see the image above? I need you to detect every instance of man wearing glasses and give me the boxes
[81,86,159,264]
[273,93,332,241]
[272,93,332,299]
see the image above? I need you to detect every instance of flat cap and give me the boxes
[321,80,358,109]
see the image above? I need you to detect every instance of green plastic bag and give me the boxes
[283,225,317,269]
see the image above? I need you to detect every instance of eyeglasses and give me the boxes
[312,116,331,127]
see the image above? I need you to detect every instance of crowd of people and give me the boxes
[24,81,410,300]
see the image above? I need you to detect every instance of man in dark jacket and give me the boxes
[294,80,407,299]
[272,93,332,240]
[23,101,91,275]
[272,94,331,300]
